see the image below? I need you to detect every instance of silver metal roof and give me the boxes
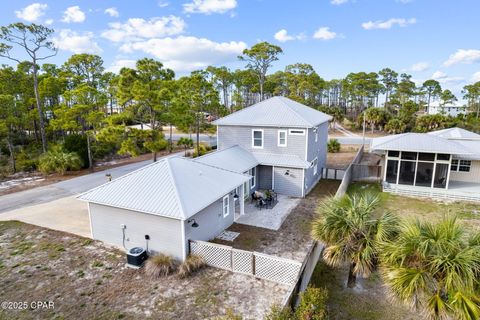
[251,153,311,169]
[428,128,480,140]
[78,157,250,220]
[370,133,474,155]
[194,145,258,173]
[213,96,332,128]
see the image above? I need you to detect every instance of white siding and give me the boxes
[450,160,480,183]
[89,203,184,260]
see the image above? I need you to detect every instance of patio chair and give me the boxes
[256,198,266,210]
[251,192,260,203]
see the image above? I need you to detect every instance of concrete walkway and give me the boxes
[0,196,90,238]
[235,195,300,230]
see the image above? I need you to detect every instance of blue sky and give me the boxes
[2,0,480,100]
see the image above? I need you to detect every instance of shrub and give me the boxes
[295,287,328,320]
[192,144,211,158]
[327,139,341,153]
[145,254,176,278]
[264,304,293,320]
[177,255,206,278]
[38,148,83,175]
[63,134,89,168]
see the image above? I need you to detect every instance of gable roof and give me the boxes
[428,128,480,140]
[213,96,332,128]
[370,133,474,155]
[78,157,250,220]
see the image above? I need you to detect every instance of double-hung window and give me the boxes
[222,195,229,217]
[278,130,287,147]
[312,158,318,175]
[250,167,256,189]
[252,129,263,148]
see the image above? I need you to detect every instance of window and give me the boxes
[401,152,417,160]
[222,195,229,217]
[252,129,263,148]
[312,158,318,175]
[437,154,450,161]
[388,150,400,158]
[250,167,256,188]
[278,130,287,147]
[451,159,471,172]
[288,129,305,136]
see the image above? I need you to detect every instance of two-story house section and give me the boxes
[208,96,332,197]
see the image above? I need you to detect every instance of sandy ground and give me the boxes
[0,196,90,238]
[0,221,288,319]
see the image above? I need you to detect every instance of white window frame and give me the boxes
[252,129,264,149]
[222,195,229,217]
[250,167,256,189]
[288,129,305,136]
[315,129,318,142]
[451,159,471,172]
[278,130,287,147]
[312,158,318,175]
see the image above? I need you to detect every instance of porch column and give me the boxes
[239,185,245,216]
[445,155,452,190]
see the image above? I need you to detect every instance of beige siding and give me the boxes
[89,203,184,260]
[450,160,480,183]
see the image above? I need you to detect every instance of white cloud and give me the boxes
[410,62,429,72]
[331,0,348,5]
[104,7,119,18]
[183,0,237,14]
[106,59,137,73]
[443,49,480,67]
[158,1,169,7]
[472,71,480,83]
[101,16,186,42]
[45,19,54,25]
[119,36,246,71]
[61,6,86,23]
[273,29,304,43]
[431,70,464,84]
[397,0,413,3]
[313,27,338,40]
[15,3,48,22]
[361,18,416,30]
[53,29,101,54]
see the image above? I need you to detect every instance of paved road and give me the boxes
[0,152,183,214]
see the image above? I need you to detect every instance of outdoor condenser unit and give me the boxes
[126,247,147,267]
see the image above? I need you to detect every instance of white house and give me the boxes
[371,127,480,202]
[428,101,467,117]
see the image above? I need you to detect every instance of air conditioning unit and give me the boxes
[126,247,147,268]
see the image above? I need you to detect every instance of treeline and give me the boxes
[1,22,480,176]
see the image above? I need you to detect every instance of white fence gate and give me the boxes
[190,240,302,285]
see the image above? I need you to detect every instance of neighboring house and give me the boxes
[213,96,331,197]
[370,127,480,202]
[78,96,331,260]
[428,101,467,117]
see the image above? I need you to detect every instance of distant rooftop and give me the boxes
[428,127,480,140]
[213,96,332,128]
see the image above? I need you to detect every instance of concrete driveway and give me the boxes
[0,196,90,238]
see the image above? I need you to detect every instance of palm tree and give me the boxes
[380,216,480,320]
[312,192,399,288]
[177,137,193,156]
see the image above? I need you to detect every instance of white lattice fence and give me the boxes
[190,240,231,270]
[254,252,302,285]
[232,249,253,275]
[189,240,302,285]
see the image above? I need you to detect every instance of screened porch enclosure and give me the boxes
[384,151,451,189]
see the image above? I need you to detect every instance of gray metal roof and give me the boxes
[452,140,480,160]
[251,153,311,169]
[428,128,480,140]
[370,133,474,155]
[213,96,332,128]
[78,157,250,220]
[194,145,258,173]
